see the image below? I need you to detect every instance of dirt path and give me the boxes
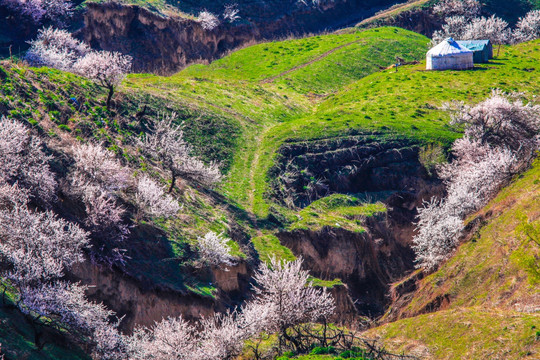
[260,40,363,84]
[357,0,430,26]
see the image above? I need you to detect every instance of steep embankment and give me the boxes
[364,159,540,359]
[80,0,404,74]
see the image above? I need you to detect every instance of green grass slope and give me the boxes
[0,62,247,298]
[247,39,540,217]
[364,158,540,359]
[128,33,540,222]
[125,27,431,215]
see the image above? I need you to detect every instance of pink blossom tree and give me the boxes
[514,10,540,43]
[139,113,222,192]
[0,116,57,204]
[25,27,89,70]
[73,51,132,110]
[135,175,180,219]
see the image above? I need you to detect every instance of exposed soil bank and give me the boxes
[273,135,445,318]
[70,260,251,332]
[82,1,397,74]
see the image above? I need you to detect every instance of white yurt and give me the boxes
[426,38,474,71]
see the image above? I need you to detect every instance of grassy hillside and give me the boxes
[127,32,540,222]
[364,158,540,359]
[0,61,249,299]
[125,27,432,216]
[237,39,540,217]
[2,23,540,359]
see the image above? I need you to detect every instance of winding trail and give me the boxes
[356,0,430,26]
[260,40,364,84]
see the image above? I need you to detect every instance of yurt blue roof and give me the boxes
[427,38,473,57]
[456,40,491,51]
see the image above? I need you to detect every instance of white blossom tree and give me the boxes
[0,116,56,204]
[252,257,335,347]
[73,50,132,109]
[194,311,246,360]
[123,257,334,359]
[71,143,131,194]
[432,15,511,52]
[125,316,195,360]
[514,10,540,43]
[25,27,90,71]
[412,143,515,270]
[0,190,89,285]
[432,0,481,18]
[463,15,511,54]
[413,91,539,270]
[25,29,132,109]
[70,143,131,254]
[139,113,222,192]
[135,175,180,219]
[197,231,236,267]
[0,0,73,26]
[446,90,540,155]
[432,16,469,44]
[82,190,130,246]
[198,11,220,30]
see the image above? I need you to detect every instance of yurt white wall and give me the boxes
[426,53,474,70]
[426,38,474,71]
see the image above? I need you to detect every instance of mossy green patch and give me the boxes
[288,194,386,233]
[252,234,297,263]
[308,277,344,289]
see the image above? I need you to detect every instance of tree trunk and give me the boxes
[106,86,114,110]
[168,172,177,193]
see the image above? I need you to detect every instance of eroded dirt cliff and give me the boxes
[70,260,252,332]
[81,0,397,74]
[273,135,445,318]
